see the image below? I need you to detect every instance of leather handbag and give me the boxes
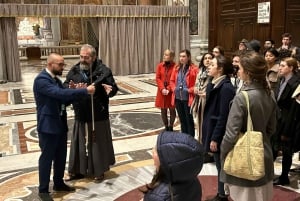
[223,91,265,181]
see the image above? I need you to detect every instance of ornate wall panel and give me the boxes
[286,12,300,46]
[60,17,83,44]
[84,0,102,4]
[218,17,235,51]
[209,0,285,54]
[189,0,198,35]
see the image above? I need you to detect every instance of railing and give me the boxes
[18,45,81,60]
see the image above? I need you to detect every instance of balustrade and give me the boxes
[18,45,81,60]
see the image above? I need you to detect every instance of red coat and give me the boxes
[155,62,176,108]
[170,64,199,106]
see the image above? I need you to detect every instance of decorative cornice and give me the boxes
[0,4,190,18]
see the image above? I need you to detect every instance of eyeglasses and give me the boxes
[53,62,67,67]
[80,55,92,60]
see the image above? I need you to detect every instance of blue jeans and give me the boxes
[175,99,195,137]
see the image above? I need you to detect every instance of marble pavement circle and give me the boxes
[25,112,164,141]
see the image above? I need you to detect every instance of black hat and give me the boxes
[246,39,261,52]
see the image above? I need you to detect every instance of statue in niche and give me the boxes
[32,24,40,36]
[40,17,53,39]
[43,17,51,30]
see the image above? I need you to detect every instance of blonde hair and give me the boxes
[165,49,175,58]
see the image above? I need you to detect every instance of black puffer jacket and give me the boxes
[144,131,204,201]
[64,59,118,122]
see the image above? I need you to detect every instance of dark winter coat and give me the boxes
[202,76,235,152]
[143,131,204,201]
[274,74,299,140]
[64,59,118,122]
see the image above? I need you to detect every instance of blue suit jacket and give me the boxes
[33,69,89,135]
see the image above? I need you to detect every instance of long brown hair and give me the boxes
[139,166,165,193]
[240,51,271,95]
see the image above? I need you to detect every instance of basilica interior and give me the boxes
[1,1,300,201]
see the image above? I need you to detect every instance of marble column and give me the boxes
[191,0,209,63]
[50,18,60,46]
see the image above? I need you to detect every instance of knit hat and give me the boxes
[240,38,248,44]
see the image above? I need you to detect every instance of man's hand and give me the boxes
[210,141,218,152]
[69,80,87,89]
[102,84,112,95]
[87,84,95,95]
[69,80,76,89]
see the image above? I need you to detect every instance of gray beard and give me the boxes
[80,63,91,71]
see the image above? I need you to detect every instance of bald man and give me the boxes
[33,53,95,201]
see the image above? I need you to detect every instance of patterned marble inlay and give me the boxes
[0,91,9,104]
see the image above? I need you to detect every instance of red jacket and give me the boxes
[155,62,175,108]
[170,64,198,106]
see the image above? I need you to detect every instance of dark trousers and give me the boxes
[280,141,294,180]
[38,132,67,193]
[175,99,195,137]
[213,152,226,196]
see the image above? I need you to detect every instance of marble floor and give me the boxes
[0,59,300,201]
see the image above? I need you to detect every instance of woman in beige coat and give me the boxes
[220,51,277,201]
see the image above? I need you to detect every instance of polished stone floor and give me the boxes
[0,59,300,201]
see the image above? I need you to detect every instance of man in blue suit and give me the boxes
[33,53,95,201]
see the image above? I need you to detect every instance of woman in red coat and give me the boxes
[155,49,176,131]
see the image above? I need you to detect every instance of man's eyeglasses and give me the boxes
[80,55,92,60]
[53,62,67,67]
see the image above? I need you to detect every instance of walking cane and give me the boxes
[90,66,96,143]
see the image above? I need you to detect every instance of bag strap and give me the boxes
[241,91,253,131]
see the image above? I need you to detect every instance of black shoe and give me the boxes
[38,193,54,201]
[53,183,75,192]
[273,177,290,186]
[206,194,228,201]
[203,153,214,163]
[94,174,105,183]
[65,174,85,181]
